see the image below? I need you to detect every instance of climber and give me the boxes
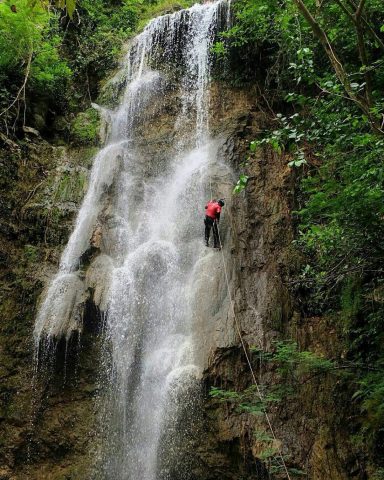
[204,198,225,248]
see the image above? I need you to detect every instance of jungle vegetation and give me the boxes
[0,0,383,475]
[0,0,192,138]
[216,0,384,473]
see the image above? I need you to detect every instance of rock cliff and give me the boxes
[0,80,367,480]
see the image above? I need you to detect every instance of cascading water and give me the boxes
[34,2,233,478]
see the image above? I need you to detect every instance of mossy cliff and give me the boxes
[0,6,380,480]
[0,122,103,479]
[198,104,377,478]
[0,75,372,479]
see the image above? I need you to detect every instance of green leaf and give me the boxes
[257,447,278,460]
[253,430,274,442]
[66,0,76,18]
[289,467,307,476]
[250,141,258,152]
[233,174,249,195]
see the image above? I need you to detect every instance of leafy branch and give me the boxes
[292,0,384,134]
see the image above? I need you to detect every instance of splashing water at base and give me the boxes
[33,2,232,478]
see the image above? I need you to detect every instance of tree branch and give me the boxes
[0,50,33,124]
[344,0,384,51]
[292,0,383,134]
[334,0,356,24]
[336,0,383,106]
[343,0,374,107]
[355,0,366,19]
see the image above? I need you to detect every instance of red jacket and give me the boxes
[205,201,221,220]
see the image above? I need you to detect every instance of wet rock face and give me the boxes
[0,138,102,480]
[186,102,294,479]
[200,97,367,478]
[0,80,255,479]
[0,79,362,479]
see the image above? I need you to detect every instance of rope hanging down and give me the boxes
[212,188,292,480]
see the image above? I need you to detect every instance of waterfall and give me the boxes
[33,1,232,478]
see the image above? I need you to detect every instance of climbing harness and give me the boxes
[210,178,292,480]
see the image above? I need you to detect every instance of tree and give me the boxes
[291,0,384,134]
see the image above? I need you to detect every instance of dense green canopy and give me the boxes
[0,0,383,474]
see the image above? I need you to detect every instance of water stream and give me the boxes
[34,2,232,478]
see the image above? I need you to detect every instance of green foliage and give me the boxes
[253,430,274,442]
[210,41,227,59]
[272,341,334,379]
[209,342,324,476]
[64,0,77,18]
[247,112,309,170]
[288,468,306,477]
[0,0,200,135]
[0,0,72,131]
[210,385,285,475]
[289,47,315,85]
[0,0,153,133]
[53,170,88,202]
[210,386,241,402]
[210,384,275,415]
[23,244,39,263]
[31,35,72,94]
[222,0,384,462]
[0,1,46,70]
[257,446,277,460]
[63,0,140,98]
[340,276,361,328]
[286,79,384,463]
[137,0,194,31]
[223,7,384,461]
[354,372,384,430]
[0,0,72,87]
[222,0,284,48]
[70,108,100,145]
[210,342,335,419]
[232,174,248,194]
[235,115,308,190]
[372,468,384,480]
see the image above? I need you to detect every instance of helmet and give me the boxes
[218,199,225,206]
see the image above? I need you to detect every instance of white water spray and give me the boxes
[34,1,232,478]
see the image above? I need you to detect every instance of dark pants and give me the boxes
[204,216,219,247]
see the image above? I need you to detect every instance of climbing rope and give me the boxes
[211,192,292,480]
[209,175,214,201]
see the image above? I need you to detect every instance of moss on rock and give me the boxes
[70,108,101,146]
